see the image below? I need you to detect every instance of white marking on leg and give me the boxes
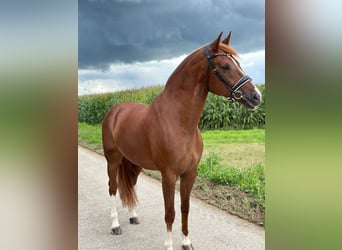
[164,231,173,250]
[110,195,120,228]
[182,234,192,246]
[128,207,137,218]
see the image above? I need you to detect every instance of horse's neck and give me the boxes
[156,53,208,131]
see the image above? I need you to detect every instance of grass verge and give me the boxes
[198,152,265,212]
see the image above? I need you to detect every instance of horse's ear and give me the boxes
[222,31,232,45]
[210,32,223,51]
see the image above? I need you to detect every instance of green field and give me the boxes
[78,122,102,152]
[201,129,265,169]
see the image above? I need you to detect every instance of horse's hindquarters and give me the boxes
[103,102,155,169]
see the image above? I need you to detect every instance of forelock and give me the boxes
[219,43,238,56]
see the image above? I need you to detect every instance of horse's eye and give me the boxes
[221,65,230,71]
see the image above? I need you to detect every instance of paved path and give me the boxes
[78,146,265,250]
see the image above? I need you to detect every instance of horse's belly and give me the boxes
[118,141,156,170]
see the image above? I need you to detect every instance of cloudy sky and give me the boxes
[78,0,265,95]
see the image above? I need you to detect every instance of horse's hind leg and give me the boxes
[105,150,123,235]
[119,157,142,225]
[180,169,197,250]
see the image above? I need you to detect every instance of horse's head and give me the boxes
[205,32,262,109]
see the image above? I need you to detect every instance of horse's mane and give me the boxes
[219,43,238,56]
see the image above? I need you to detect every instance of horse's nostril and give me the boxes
[253,92,260,101]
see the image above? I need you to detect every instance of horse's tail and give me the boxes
[117,157,142,209]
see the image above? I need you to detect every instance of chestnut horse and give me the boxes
[102,32,261,250]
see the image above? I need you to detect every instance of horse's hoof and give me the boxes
[129,217,139,224]
[111,226,122,235]
[182,244,194,250]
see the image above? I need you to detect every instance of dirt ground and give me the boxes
[191,176,264,226]
[143,170,265,227]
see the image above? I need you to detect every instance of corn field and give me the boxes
[78,84,265,130]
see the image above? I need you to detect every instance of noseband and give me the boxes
[205,45,252,101]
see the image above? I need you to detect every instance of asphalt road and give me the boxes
[78,146,265,250]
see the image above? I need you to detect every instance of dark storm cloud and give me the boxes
[79,0,264,70]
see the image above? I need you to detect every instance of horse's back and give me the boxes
[103,102,147,123]
[102,102,147,141]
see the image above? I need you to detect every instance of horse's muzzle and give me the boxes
[241,90,261,109]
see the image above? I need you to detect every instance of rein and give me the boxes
[204,45,252,101]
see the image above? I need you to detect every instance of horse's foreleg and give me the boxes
[161,173,177,250]
[180,169,197,250]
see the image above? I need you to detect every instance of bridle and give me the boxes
[204,45,252,101]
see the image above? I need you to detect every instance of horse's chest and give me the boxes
[153,133,203,169]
